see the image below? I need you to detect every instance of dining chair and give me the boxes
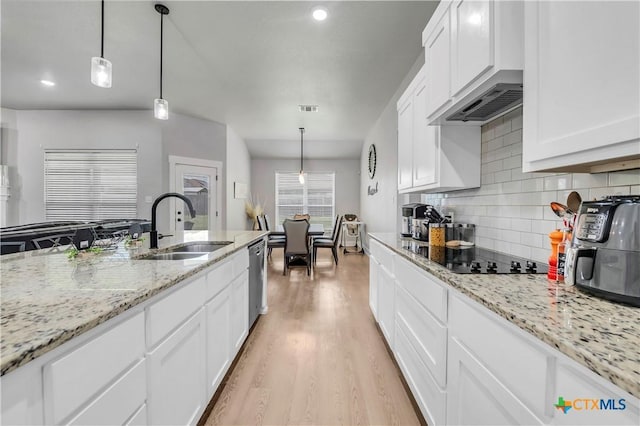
[258,214,285,258]
[293,213,310,221]
[283,218,311,275]
[313,215,343,265]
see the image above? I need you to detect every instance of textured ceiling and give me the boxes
[1,0,438,158]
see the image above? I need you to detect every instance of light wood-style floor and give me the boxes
[203,248,423,426]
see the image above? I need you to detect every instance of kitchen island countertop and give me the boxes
[369,232,640,400]
[0,230,268,376]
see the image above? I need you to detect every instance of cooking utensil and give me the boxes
[567,191,582,213]
[550,202,573,218]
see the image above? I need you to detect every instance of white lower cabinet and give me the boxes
[43,312,146,425]
[147,309,206,426]
[446,337,543,425]
[231,270,249,353]
[368,255,379,320]
[369,238,639,426]
[205,285,232,395]
[395,321,446,426]
[68,359,147,426]
[377,264,395,349]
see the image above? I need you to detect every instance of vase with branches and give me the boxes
[245,194,265,230]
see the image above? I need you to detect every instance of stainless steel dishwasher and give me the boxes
[248,239,265,327]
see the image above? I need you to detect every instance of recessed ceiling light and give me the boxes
[40,79,56,87]
[312,6,328,21]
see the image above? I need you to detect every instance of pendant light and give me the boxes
[90,0,112,88]
[154,4,170,120]
[298,127,305,184]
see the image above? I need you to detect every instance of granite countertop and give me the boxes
[369,233,640,400]
[0,230,268,376]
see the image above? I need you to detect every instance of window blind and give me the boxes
[275,171,335,232]
[44,150,137,221]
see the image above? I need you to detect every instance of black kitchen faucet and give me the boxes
[149,192,196,249]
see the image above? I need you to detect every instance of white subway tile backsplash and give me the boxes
[495,170,512,183]
[544,175,571,191]
[572,173,608,189]
[487,136,504,152]
[520,232,543,248]
[589,186,630,200]
[522,178,544,192]
[495,120,511,138]
[483,159,503,174]
[421,109,635,263]
[503,155,523,170]
[511,218,532,232]
[503,129,522,146]
[609,169,640,186]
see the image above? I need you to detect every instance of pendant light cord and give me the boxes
[160,12,164,100]
[100,0,105,58]
[300,128,304,172]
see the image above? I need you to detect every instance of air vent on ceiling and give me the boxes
[298,105,319,113]
[446,83,523,122]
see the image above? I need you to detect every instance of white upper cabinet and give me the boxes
[424,9,452,117]
[398,96,414,191]
[522,1,640,172]
[423,0,523,125]
[397,66,480,194]
[450,0,493,96]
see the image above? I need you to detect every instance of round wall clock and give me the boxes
[368,144,377,179]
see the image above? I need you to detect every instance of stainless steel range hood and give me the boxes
[446,83,523,123]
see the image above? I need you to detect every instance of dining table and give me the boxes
[271,223,325,236]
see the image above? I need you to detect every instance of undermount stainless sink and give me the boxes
[167,241,233,253]
[145,252,210,261]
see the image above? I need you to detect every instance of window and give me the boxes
[275,171,335,231]
[44,150,137,221]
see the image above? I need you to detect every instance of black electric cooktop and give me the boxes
[401,240,548,274]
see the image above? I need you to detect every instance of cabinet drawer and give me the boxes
[396,284,447,388]
[146,275,206,348]
[206,258,233,302]
[394,257,447,323]
[554,358,639,425]
[44,312,145,425]
[449,293,552,420]
[68,359,146,426]
[370,239,394,273]
[232,250,249,277]
[395,322,446,426]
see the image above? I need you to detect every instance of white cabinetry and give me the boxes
[43,312,146,425]
[522,1,640,172]
[423,0,523,125]
[397,67,481,194]
[231,271,249,353]
[368,252,379,320]
[205,286,232,395]
[0,243,257,426]
[147,309,206,426]
[369,239,395,348]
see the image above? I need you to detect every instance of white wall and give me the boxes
[226,126,251,231]
[3,109,227,231]
[359,54,424,250]
[421,107,640,263]
[251,158,360,226]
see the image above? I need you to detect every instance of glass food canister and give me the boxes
[444,224,475,248]
[429,223,446,247]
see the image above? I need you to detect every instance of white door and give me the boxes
[172,163,218,240]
